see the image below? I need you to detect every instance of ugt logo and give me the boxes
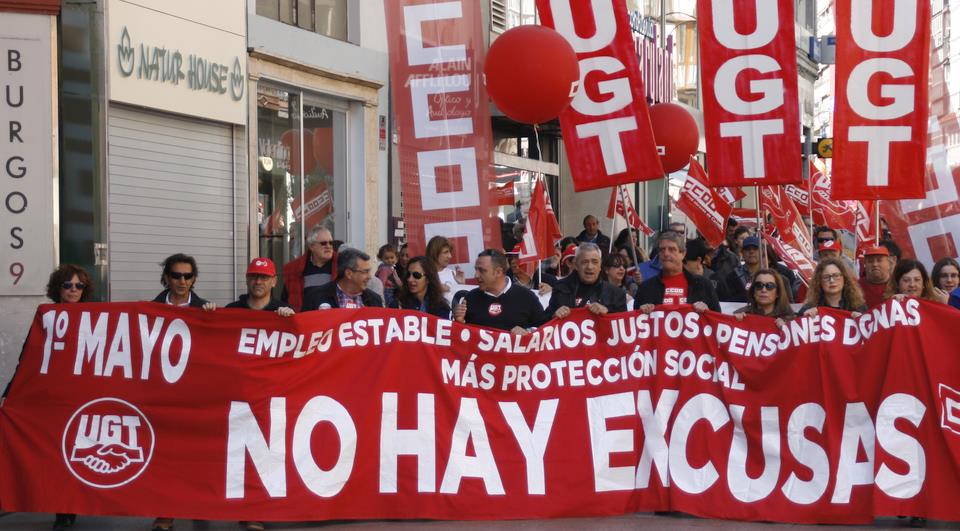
[61,398,155,488]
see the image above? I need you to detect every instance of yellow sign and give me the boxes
[817,137,833,158]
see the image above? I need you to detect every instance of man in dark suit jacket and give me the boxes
[303,247,384,310]
[547,242,627,319]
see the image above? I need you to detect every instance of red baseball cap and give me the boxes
[818,239,841,253]
[561,244,577,262]
[862,245,890,257]
[246,257,276,276]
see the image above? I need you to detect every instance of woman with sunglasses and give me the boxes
[46,264,94,305]
[601,253,637,301]
[887,259,947,304]
[799,258,867,317]
[733,269,795,327]
[390,256,451,318]
[45,265,93,530]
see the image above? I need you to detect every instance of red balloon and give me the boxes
[484,25,579,125]
[648,103,700,173]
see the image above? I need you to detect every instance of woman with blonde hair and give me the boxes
[799,258,867,316]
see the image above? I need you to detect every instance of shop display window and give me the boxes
[256,83,347,296]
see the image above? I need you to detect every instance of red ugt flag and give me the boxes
[676,158,732,247]
[831,0,930,199]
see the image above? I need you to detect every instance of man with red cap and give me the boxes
[858,245,894,308]
[817,238,843,261]
[227,257,295,316]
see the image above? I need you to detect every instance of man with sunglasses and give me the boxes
[282,225,338,311]
[151,253,215,311]
[302,247,383,310]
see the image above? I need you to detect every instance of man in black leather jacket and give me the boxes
[546,242,627,319]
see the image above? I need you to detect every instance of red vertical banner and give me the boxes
[831,0,930,199]
[385,1,499,275]
[676,158,732,247]
[535,0,664,191]
[696,0,802,186]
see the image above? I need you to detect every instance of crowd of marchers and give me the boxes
[35,214,960,531]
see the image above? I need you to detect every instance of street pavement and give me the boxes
[0,513,955,530]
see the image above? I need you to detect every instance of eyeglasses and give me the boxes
[822,273,842,282]
[349,268,371,275]
[606,263,625,269]
[61,282,86,291]
[313,240,334,247]
[754,282,777,292]
[167,272,195,280]
[406,271,424,280]
[816,237,835,244]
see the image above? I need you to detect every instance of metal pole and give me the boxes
[874,200,881,246]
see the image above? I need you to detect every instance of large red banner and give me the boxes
[3,302,960,524]
[831,0,931,199]
[385,1,499,275]
[535,0,664,191]
[696,0,801,186]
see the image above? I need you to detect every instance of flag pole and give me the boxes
[756,186,768,270]
[619,184,641,268]
[874,200,881,246]
[609,186,618,254]
[807,165,816,256]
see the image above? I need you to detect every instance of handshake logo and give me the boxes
[62,398,155,488]
[941,384,960,436]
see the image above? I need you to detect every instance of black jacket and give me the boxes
[152,290,209,308]
[545,275,627,316]
[302,281,384,310]
[635,269,721,312]
[462,282,547,331]
[576,230,611,253]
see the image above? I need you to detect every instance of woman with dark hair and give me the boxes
[601,252,637,301]
[47,265,93,530]
[426,235,465,291]
[931,257,960,302]
[734,269,795,327]
[799,258,867,316]
[46,264,94,304]
[887,259,946,303]
[390,256,451,318]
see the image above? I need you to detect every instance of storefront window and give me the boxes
[256,83,347,295]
